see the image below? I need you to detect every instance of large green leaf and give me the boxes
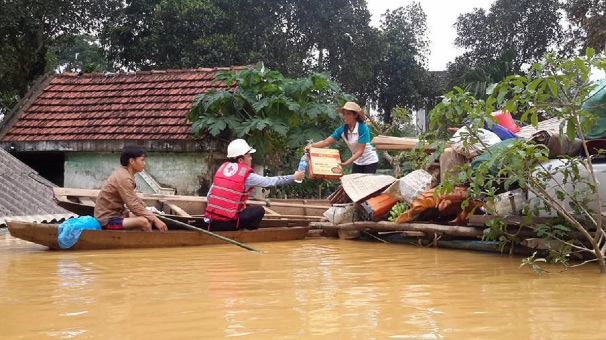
[252,97,270,113]
[271,121,289,136]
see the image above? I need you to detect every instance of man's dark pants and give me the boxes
[207,205,265,231]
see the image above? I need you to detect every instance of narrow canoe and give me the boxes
[7,221,310,251]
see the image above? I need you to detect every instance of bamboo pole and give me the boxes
[311,220,591,243]
[157,216,262,253]
[310,221,484,238]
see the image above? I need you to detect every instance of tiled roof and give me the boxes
[0,148,71,226]
[1,67,245,142]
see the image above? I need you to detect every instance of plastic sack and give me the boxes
[323,204,355,225]
[58,216,101,249]
[486,188,527,215]
[529,130,583,158]
[528,160,606,217]
[397,169,434,204]
[451,127,501,158]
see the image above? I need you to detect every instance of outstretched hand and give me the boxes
[293,171,305,181]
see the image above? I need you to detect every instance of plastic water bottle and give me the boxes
[295,153,308,183]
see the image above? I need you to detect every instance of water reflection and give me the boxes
[1,233,606,339]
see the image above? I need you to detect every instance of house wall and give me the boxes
[64,152,218,196]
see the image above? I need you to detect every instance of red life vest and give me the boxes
[204,162,254,223]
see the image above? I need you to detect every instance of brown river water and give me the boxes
[1,229,606,339]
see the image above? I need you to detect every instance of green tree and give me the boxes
[564,0,606,54]
[375,3,436,122]
[47,35,112,73]
[292,0,382,102]
[0,0,119,111]
[101,0,230,70]
[457,50,516,99]
[430,49,606,274]
[451,0,563,77]
[186,65,355,169]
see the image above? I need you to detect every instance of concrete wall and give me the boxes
[64,152,217,196]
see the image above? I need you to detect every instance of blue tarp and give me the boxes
[463,118,518,140]
[484,120,518,140]
[58,216,101,249]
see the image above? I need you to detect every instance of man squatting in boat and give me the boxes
[94,145,168,232]
[204,139,305,231]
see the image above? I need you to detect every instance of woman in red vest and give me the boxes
[204,139,305,231]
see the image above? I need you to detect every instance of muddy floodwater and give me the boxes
[1,229,606,339]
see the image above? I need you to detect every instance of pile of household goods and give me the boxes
[312,109,606,254]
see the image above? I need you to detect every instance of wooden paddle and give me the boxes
[157,215,262,253]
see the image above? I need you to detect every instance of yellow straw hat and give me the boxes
[336,101,365,121]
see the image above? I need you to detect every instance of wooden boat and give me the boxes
[7,221,310,250]
[53,187,329,229]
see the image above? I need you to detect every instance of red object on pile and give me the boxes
[359,193,399,221]
[491,110,520,133]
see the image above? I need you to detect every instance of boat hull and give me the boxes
[7,221,310,251]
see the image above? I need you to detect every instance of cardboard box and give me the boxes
[308,147,343,180]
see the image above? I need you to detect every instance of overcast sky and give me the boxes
[366,0,494,71]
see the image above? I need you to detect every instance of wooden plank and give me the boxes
[54,195,68,203]
[401,231,426,237]
[263,214,322,220]
[255,201,329,210]
[79,197,96,206]
[263,207,281,216]
[372,136,451,151]
[468,215,556,227]
[160,200,192,217]
[338,229,361,240]
[185,214,321,220]
[55,200,95,216]
[310,221,484,238]
[303,199,309,217]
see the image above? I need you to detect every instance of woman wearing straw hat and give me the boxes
[305,101,379,173]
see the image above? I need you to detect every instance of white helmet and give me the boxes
[226,139,256,158]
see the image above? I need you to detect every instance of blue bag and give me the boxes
[58,216,101,249]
